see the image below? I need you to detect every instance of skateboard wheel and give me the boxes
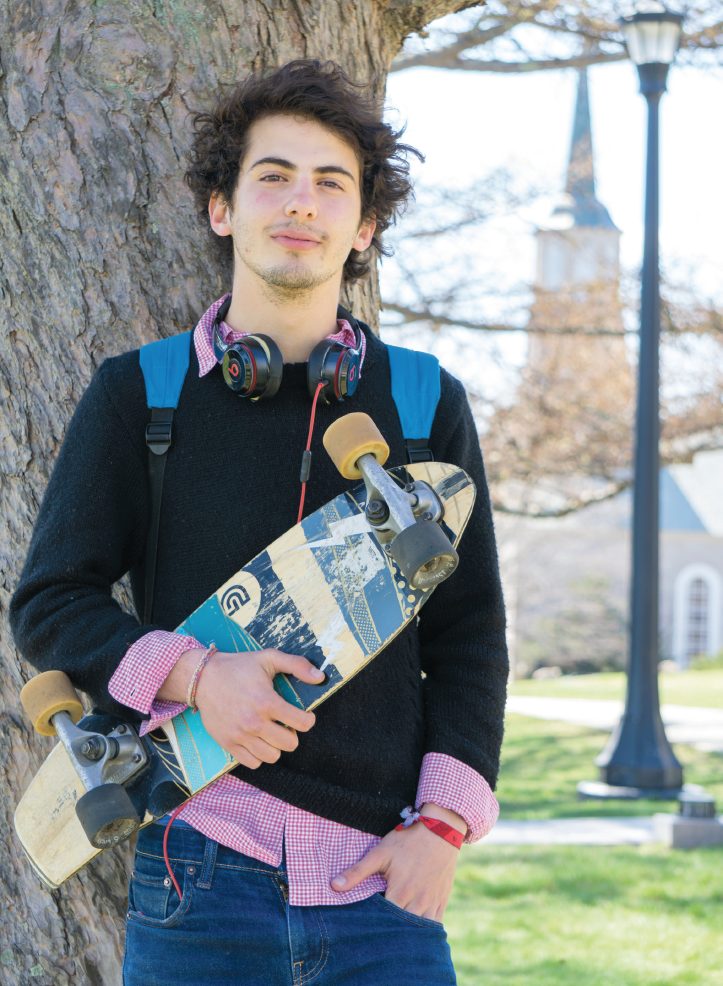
[75,784,141,850]
[20,671,84,736]
[323,413,389,480]
[390,521,459,590]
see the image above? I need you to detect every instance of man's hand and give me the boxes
[330,803,465,922]
[157,648,321,769]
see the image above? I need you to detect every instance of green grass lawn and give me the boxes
[509,668,723,708]
[497,715,723,819]
[447,844,723,986]
[443,711,723,985]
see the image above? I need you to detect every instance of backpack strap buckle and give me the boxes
[406,439,434,464]
[146,409,174,456]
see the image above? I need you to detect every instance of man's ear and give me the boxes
[353,217,376,253]
[209,193,233,237]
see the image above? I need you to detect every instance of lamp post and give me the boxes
[579,2,685,799]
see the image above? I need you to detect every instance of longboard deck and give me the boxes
[15,462,475,888]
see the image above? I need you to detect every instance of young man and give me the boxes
[11,61,508,985]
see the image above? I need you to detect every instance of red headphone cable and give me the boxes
[163,803,186,902]
[298,382,325,524]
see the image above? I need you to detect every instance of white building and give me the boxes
[662,453,723,666]
[498,450,723,677]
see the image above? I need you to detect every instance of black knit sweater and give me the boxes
[10,326,508,837]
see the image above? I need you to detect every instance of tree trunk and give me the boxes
[0,1,470,982]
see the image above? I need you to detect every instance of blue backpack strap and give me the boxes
[386,345,441,463]
[138,332,193,624]
[139,331,193,409]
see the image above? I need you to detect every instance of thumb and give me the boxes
[331,846,387,893]
[266,650,326,685]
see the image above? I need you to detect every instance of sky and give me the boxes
[379,47,723,399]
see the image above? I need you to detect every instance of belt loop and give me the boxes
[197,837,218,890]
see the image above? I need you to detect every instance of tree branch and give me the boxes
[382,301,630,335]
[390,0,723,76]
[490,480,630,518]
[391,48,628,72]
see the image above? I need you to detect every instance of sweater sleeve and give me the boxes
[9,357,154,722]
[417,369,509,790]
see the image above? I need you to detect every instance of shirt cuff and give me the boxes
[108,630,204,736]
[416,752,500,844]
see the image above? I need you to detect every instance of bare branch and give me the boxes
[392,48,628,73]
[382,301,630,335]
[491,480,630,518]
[390,1,723,75]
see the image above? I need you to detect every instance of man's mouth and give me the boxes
[270,230,322,251]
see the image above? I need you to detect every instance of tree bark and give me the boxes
[0,1,470,982]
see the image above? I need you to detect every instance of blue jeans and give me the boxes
[123,822,457,986]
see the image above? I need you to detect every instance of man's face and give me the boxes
[212,114,375,292]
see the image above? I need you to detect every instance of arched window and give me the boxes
[686,579,709,660]
[672,564,723,668]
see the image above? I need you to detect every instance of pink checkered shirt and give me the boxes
[108,297,499,907]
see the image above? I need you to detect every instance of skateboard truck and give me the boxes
[323,414,459,590]
[20,671,147,849]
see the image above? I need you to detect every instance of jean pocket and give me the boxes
[127,852,195,929]
[373,892,445,931]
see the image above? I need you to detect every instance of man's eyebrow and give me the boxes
[314,165,356,183]
[249,157,356,183]
[249,156,296,171]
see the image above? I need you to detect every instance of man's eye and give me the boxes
[260,174,285,182]
[320,180,342,189]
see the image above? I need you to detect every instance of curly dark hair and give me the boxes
[184,59,422,282]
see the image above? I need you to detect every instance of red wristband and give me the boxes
[395,814,464,850]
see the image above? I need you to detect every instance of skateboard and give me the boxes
[14,413,475,889]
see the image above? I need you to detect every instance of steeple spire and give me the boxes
[566,67,596,200]
[553,68,617,230]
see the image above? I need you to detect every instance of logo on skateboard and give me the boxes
[218,573,261,627]
[222,585,249,613]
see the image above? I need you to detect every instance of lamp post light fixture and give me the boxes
[579,2,685,800]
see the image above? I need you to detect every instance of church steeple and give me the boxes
[567,66,596,200]
[553,68,617,230]
[531,65,622,323]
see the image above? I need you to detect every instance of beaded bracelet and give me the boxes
[186,645,218,713]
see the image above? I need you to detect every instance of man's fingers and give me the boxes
[267,650,326,686]
[268,694,316,733]
[265,652,321,732]
[232,746,263,770]
[331,847,387,892]
[239,734,285,764]
[385,886,429,916]
[257,720,299,753]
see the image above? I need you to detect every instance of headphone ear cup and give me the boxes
[222,345,256,394]
[245,334,283,401]
[221,335,283,400]
[336,349,361,399]
[308,339,362,403]
[307,339,334,404]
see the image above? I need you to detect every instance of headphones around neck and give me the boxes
[212,297,364,405]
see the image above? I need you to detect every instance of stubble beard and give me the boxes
[231,217,355,300]
[245,255,329,294]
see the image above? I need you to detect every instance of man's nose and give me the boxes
[284,179,318,220]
